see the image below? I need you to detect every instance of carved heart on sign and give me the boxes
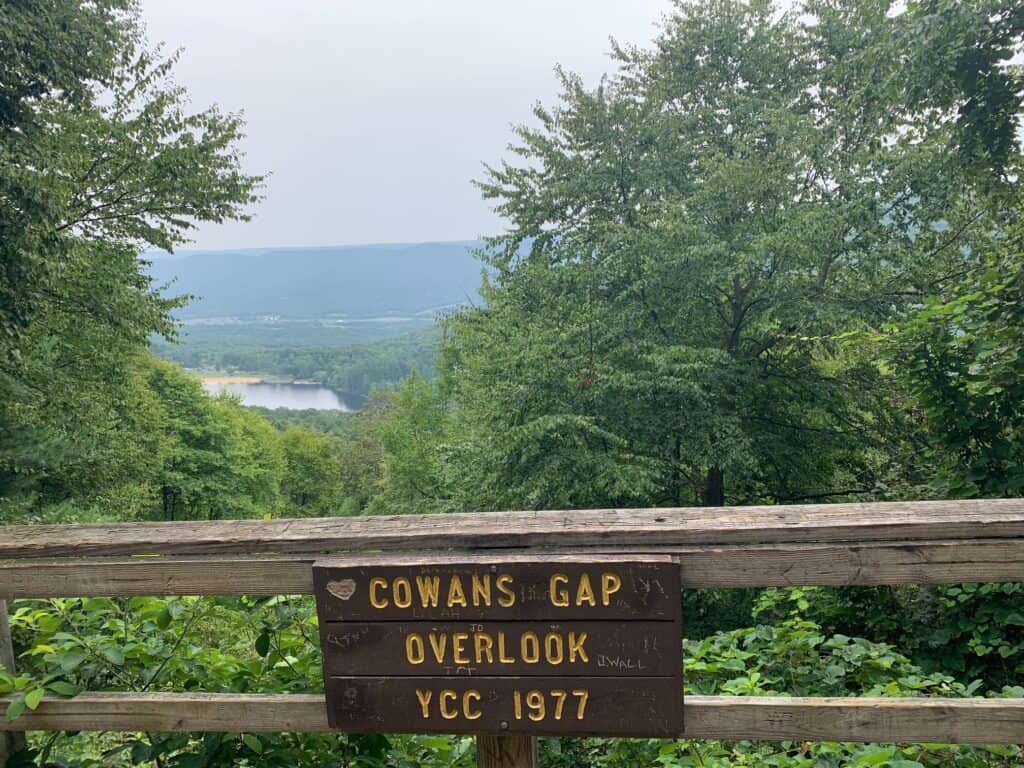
[325,578,357,600]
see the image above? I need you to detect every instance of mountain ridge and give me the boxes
[146,240,487,320]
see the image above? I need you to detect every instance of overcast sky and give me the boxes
[140,1,674,250]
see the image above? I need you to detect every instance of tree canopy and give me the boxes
[0,0,262,516]
[427,0,1024,510]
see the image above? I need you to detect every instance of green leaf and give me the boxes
[242,734,263,754]
[255,631,271,658]
[156,607,173,630]
[25,688,44,710]
[47,681,81,697]
[5,695,25,723]
[101,645,125,666]
[130,740,153,764]
[58,650,86,672]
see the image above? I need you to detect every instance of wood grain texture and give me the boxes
[320,620,681,677]
[0,599,26,766]
[3,538,1023,599]
[1,694,1021,743]
[477,735,537,768]
[324,676,684,736]
[3,499,1022,559]
[685,696,1024,744]
[313,557,679,621]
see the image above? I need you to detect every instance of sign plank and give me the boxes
[325,676,684,737]
[314,556,683,737]
[314,558,678,622]
[321,620,679,677]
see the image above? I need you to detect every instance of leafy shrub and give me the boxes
[754,585,1024,688]
[4,600,1019,767]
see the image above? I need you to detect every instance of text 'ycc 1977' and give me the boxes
[313,555,683,736]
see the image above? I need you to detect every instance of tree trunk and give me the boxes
[703,465,725,506]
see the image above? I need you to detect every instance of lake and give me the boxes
[203,381,354,411]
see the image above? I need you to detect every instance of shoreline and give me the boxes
[202,375,263,384]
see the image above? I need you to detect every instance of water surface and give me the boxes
[203,381,352,411]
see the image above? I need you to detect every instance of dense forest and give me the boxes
[2,0,1023,766]
[152,327,441,403]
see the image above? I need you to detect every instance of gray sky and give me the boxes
[140,0,675,250]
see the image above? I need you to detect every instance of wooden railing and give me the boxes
[2,499,1024,766]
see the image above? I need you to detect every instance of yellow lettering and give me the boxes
[447,575,468,607]
[416,575,441,607]
[405,633,425,664]
[575,573,596,607]
[550,573,570,607]
[544,632,564,664]
[474,632,494,663]
[497,631,515,663]
[601,572,621,606]
[415,689,432,718]
[552,689,567,720]
[471,574,492,607]
[439,689,458,719]
[393,577,412,608]
[568,631,588,663]
[573,689,589,719]
[428,633,447,663]
[369,577,388,608]
[496,574,516,607]
[521,631,540,663]
[526,689,545,721]
[453,632,470,664]
[463,690,482,720]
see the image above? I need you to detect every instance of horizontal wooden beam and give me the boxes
[0,693,1020,744]
[3,538,1022,599]
[685,695,1024,744]
[3,500,1022,560]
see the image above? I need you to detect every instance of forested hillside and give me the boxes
[1,0,1022,767]
[153,326,440,403]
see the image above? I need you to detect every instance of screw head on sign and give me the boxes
[499,720,509,730]
[490,565,498,574]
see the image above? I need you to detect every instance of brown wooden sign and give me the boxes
[314,555,683,737]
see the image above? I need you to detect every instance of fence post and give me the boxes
[0,599,26,766]
[476,735,538,768]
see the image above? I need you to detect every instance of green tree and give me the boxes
[142,359,284,521]
[334,394,391,514]
[214,398,285,519]
[438,0,1014,511]
[144,358,233,522]
[280,427,344,516]
[886,210,1024,498]
[370,372,452,514]
[0,0,261,519]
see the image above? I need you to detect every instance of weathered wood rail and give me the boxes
[2,498,1023,767]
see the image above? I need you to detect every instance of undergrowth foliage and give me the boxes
[3,596,1020,767]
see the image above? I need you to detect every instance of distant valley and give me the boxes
[147,240,486,320]
[148,240,488,407]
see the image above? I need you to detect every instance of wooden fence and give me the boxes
[2,499,1024,767]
